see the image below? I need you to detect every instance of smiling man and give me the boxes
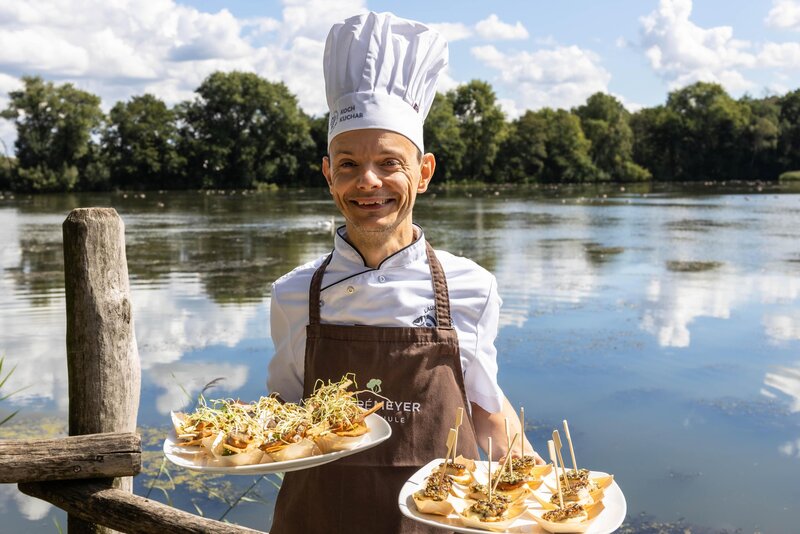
[267,12,541,534]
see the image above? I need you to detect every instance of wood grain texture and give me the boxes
[63,208,142,533]
[0,432,140,483]
[18,480,267,534]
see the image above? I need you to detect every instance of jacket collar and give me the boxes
[332,223,426,270]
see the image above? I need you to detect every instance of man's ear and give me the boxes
[418,153,436,193]
[322,156,333,191]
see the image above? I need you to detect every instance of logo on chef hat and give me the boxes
[366,378,382,393]
[329,110,339,132]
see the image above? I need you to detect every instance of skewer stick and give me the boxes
[548,439,564,509]
[504,418,513,476]
[552,430,571,491]
[438,428,457,488]
[488,437,493,502]
[563,419,578,474]
[490,433,519,496]
[519,407,525,460]
[452,407,464,463]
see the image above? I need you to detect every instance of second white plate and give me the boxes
[398,459,626,534]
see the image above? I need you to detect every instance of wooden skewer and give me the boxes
[438,428,457,488]
[491,433,519,496]
[452,407,464,463]
[519,406,525,460]
[548,439,564,509]
[488,436,493,502]
[563,419,578,474]
[504,418,513,476]
[552,430,571,491]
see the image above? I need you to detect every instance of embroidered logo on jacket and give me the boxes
[412,314,437,327]
[366,378,382,393]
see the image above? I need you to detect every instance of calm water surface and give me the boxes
[1,184,799,533]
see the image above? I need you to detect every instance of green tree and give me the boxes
[299,112,329,186]
[178,71,314,189]
[574,93,650,182]
[494,111,547,183]
[102,94,184,190]
[741,95,780,179]
[667,82,751,180]
[537,109,598,183]
[448,80,506,181]
[1,76,103,192]
[423,93,465,182]
[778,89,800,172]
[631,105,682,181]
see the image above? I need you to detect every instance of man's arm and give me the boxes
[471,396,545,464]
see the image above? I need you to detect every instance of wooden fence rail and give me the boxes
[19,480,264,534]
[3,208,268,534]
[0,432,140,483]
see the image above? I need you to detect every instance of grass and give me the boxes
[0,355,28,426]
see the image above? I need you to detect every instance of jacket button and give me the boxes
[346,286,355,294]
[378,275,386,283]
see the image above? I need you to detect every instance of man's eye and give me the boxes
[384,159,401,166]
[339,161,355,168]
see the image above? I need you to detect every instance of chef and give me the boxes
[267,11,542,534]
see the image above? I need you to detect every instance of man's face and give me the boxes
[323,129,434,237]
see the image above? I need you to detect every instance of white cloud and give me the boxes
[0,0,369,119]
[765,0,800,31]
[639,0,756,92]
[758,42,800,68]
[471,44,611,110]
[475,14,529,41]
[429,22,473,43]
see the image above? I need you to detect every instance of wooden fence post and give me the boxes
[63,208,141,534]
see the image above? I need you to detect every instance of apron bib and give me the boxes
[270,242,479,534]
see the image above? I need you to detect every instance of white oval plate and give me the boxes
[163,413,392,474]
[398,459,626,534]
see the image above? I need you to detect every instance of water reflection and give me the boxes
[0,485,52,520]
[763,364,800,413]
[2,187,800,532]
[147,361,249,414]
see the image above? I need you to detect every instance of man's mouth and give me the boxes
[350,198,393,207]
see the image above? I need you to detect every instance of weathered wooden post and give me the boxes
[63,208,141,534]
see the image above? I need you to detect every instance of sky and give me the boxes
[1,0,800,152]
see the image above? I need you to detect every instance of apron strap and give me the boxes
[425,241,453,329]
[308,252,334,325]
[307,240,454,329]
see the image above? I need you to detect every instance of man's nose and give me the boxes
[356,165,382,189]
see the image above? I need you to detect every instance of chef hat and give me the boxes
[324,11,448,153]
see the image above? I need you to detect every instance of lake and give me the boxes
[1,183,799,533]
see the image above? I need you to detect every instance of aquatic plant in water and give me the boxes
[0,356,27,426]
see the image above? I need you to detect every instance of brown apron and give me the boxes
[270,242,479,534]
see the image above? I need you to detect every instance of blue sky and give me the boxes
[1,0,800,147]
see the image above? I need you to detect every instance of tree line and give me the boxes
[1,71,799,192]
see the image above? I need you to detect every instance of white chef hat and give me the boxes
[324,11,448,153]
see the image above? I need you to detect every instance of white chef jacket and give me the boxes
[267,224,504,413]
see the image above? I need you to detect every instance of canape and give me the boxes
[412,475,456,516]
[457,495,527,532]
[529,501,605,533]
[546,473,613,502]
[510,456,553,479]
[531,484,594,510]
[305,377,384,453]
[432,455,476,485]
